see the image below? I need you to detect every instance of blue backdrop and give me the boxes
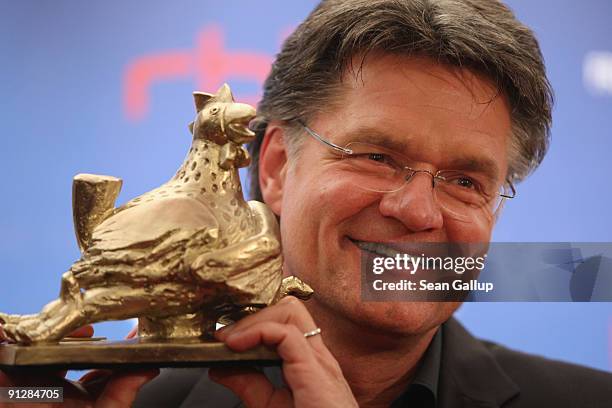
[1,1,610,373]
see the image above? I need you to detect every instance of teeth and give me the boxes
[352,239,409,258]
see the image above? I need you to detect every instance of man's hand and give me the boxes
[0,324,157,408]
[211,296,358,408]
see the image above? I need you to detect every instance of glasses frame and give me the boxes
[298,121,517,202]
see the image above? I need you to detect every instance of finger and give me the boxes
[0,370,14,387]
[94,369,158,408]
[80,369,113,400]
[219,298,326,353]
[209,367,291,408]
[79,369,113,385]
[225,321,316,364]
[126,325,138,339]
[216,296,317,341]
[68,325,94,338]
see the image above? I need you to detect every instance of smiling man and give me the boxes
[258,55,509,337]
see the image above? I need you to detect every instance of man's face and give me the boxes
[266,54,511,335]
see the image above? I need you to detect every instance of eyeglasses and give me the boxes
[299,121,516,222]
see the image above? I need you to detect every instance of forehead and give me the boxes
[319,54,512,177]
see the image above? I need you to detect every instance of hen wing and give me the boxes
[90,197,218,251]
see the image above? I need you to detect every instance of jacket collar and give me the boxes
[438,318,520,408]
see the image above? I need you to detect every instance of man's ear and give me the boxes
[258,124,288,216]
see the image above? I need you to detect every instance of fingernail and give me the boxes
[215,323,237,340]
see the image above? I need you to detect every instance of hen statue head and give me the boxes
[189,84,256,145]
[189,84,256,169]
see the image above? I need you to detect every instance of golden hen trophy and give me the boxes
[0,84,312,370]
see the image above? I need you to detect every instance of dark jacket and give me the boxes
[134,318,612,407]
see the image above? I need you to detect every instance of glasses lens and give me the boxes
[434,172,510,222]
[336,141,512,222]
[341,142,410,192]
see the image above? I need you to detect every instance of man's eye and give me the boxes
[363,153,398,166]
[454,177,476,189]
[367,153,387,162]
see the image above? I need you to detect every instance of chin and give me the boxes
[346,300,458,336]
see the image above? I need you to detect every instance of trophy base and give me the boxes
[0,337,280,371]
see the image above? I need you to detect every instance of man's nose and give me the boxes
[378,172,444,232]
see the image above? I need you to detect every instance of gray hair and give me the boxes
[248,0,553,201]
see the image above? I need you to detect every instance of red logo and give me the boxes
[123,26,276,120]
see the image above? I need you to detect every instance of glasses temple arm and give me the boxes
[298,121,353,155]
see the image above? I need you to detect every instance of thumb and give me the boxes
[94,369,158,408]
[67,324,95,338]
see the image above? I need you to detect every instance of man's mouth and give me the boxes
[349,238,410,259]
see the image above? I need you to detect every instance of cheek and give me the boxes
[444,212,494,243]
[278,169,376,276]
[283,166,375,227]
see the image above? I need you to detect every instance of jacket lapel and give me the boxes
[438,318,520,408]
